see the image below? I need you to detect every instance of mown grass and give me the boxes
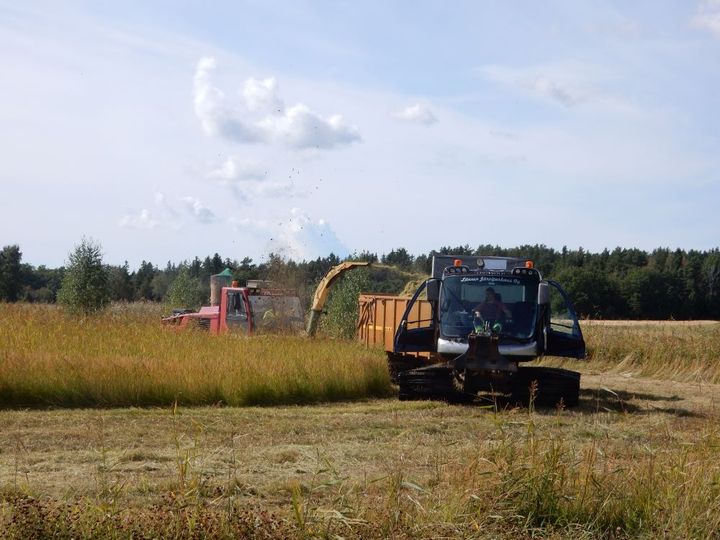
[0,303,391,407]
[2,399,720,539]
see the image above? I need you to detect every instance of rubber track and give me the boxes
[387,354,424,385]
[397,366,472,403]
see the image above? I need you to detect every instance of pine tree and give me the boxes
[0,245,22,302]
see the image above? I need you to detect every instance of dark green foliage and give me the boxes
[133,260,157,300]
[0,244,22,301]
[382,248,414,270]
[164,269,206,310]
[353,250,379,263]
[322,269,372,338]
[57,238,110,315]
[107,262,134,301]
[321,264,412,338]
[233,256,259,285]
[621,268,684,319]
[150,271,172,300]
[19,264,63,302]
[9,242,720,320]
[203,252,224,275]
[552,267,624,319]
[363,266,409,294]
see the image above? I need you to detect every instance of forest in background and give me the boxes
[1,243,719,320]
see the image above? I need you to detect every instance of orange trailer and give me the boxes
[357,293,435,379]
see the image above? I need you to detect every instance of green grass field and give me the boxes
[1,304,720,538]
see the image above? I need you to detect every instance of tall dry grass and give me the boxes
[563,323,720,383]
[0,303,391,407]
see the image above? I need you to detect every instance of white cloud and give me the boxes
[192,57,361,149]
[224,180,302,203]
[393,103,438,125]
[118,209,158,229]
[205,156,304,202]
[207,156,266,182]
[271,208,348,260]
[227,216,270,236]
[250,181,302,198]
[154,192,179,217]
[242,77,283,113]
[257,103,361,149]
[121,193,216,228]
[193,57,263,143]
[181,196,217,224]
[480,64,590,107]
[228,208,348,260]
[693,0,720,37]
[527,76,582,107]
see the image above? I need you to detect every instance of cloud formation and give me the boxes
[154,192,179,218]
[207,156,266,182]
[243,77,283,113]
[181,196,218,224]
[270,208,349,260]
[193,57,361,149]
[193,57,263,143]
[228,208,348,261]
[206,156,304,202]
[120,193,219,229]
[257,103,361,149]
[527,77,582,107]
[118,209,158,229]
[393,103,438,125]
[693,0,720,37]
[480,64,588,107]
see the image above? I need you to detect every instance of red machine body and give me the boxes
[162,286,303,335]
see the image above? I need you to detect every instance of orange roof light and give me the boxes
[454,259,463,267]
[525,260,534,269]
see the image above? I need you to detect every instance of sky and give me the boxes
[1,0,719,268]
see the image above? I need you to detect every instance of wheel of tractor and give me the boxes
[509,367,580,408]
[397,366,473,403]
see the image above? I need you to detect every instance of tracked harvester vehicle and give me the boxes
[390,255,585,406]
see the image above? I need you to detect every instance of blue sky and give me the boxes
[1,1,719,267]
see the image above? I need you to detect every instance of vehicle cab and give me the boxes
[220,282,304,334]
[163,280,304,335]
[394,255,585,361]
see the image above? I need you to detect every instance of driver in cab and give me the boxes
[475,287,512,320]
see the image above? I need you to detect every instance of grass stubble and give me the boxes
[1,304,720,538]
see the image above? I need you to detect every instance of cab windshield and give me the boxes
[248,295,305,331]
[439,275,538,340]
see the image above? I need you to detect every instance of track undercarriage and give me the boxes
[394,333,580,407]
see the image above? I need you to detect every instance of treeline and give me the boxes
[0,246,347,309]
[378,244,720,320]
[1,243,719,319]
